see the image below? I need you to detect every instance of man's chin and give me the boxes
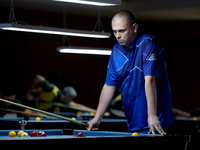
[119,42,125,46]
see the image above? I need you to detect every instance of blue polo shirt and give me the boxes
[105,32,174,133]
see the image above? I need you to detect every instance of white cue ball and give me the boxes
[21,132,29,137]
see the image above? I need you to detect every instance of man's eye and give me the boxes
[119,30,125,33]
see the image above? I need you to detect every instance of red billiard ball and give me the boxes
[30,130,39,137]
[39,133,47,137]
[76,132,84,137]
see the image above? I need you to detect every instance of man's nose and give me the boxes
[116,32,121,39]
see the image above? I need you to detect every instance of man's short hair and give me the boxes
[112,10,137,26]
[62,86,77,97]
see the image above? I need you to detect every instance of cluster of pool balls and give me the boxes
[8,130,47,137]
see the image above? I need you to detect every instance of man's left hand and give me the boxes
[148,115,166,135]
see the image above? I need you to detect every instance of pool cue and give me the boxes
[0,98,88,127]
[0,107,51,118]
[52,102,96,113]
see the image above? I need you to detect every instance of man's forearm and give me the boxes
[26,74,45,100]
[144,75,166,134]
[144,76,157,116]
[69,101,96,112]
[94,84,116,120]
[87,84,116,131]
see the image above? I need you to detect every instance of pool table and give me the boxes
[174,117,200,134]
[0,129,190,150]
[0,117,128,132]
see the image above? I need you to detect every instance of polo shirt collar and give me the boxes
[126,32,141,51]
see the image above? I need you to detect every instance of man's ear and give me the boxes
[133,23,138,33]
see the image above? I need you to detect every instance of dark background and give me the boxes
[0,6,200,112]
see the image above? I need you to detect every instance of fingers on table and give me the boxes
[148,124,166,135]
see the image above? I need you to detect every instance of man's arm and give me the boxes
[68,101,96,112]
[23,109,49,118]
[87,84,116,131]
[26,74,45,101]
[145,75,166,135]
[173,107,191,117]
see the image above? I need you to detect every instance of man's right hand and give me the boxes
[26,94,33,101]
[87,84,116,131]
[87,118,101,131]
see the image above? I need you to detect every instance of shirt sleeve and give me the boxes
[105,55,118,86]
[142,37,167,77]
[40,79,54,92]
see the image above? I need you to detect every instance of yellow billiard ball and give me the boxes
[193,117,197,121]
[35,117,41,121]
[104,112,110,116]
[18,130,24,137]
[90,112,95,116]
[132,132,139,136]
[9,131,16,137]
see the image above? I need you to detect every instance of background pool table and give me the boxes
[0,117,128,132]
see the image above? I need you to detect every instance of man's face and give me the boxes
[62,94,76,104]
[112,17,138,48]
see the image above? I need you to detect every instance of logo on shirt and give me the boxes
[147,54,157,61]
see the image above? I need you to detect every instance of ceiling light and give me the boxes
[0,23,111,38]
[53,0,121,6]
[57,47,112,55]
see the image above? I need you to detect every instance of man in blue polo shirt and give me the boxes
[87,10,174,134]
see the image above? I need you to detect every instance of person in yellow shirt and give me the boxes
[26,74,95,112]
